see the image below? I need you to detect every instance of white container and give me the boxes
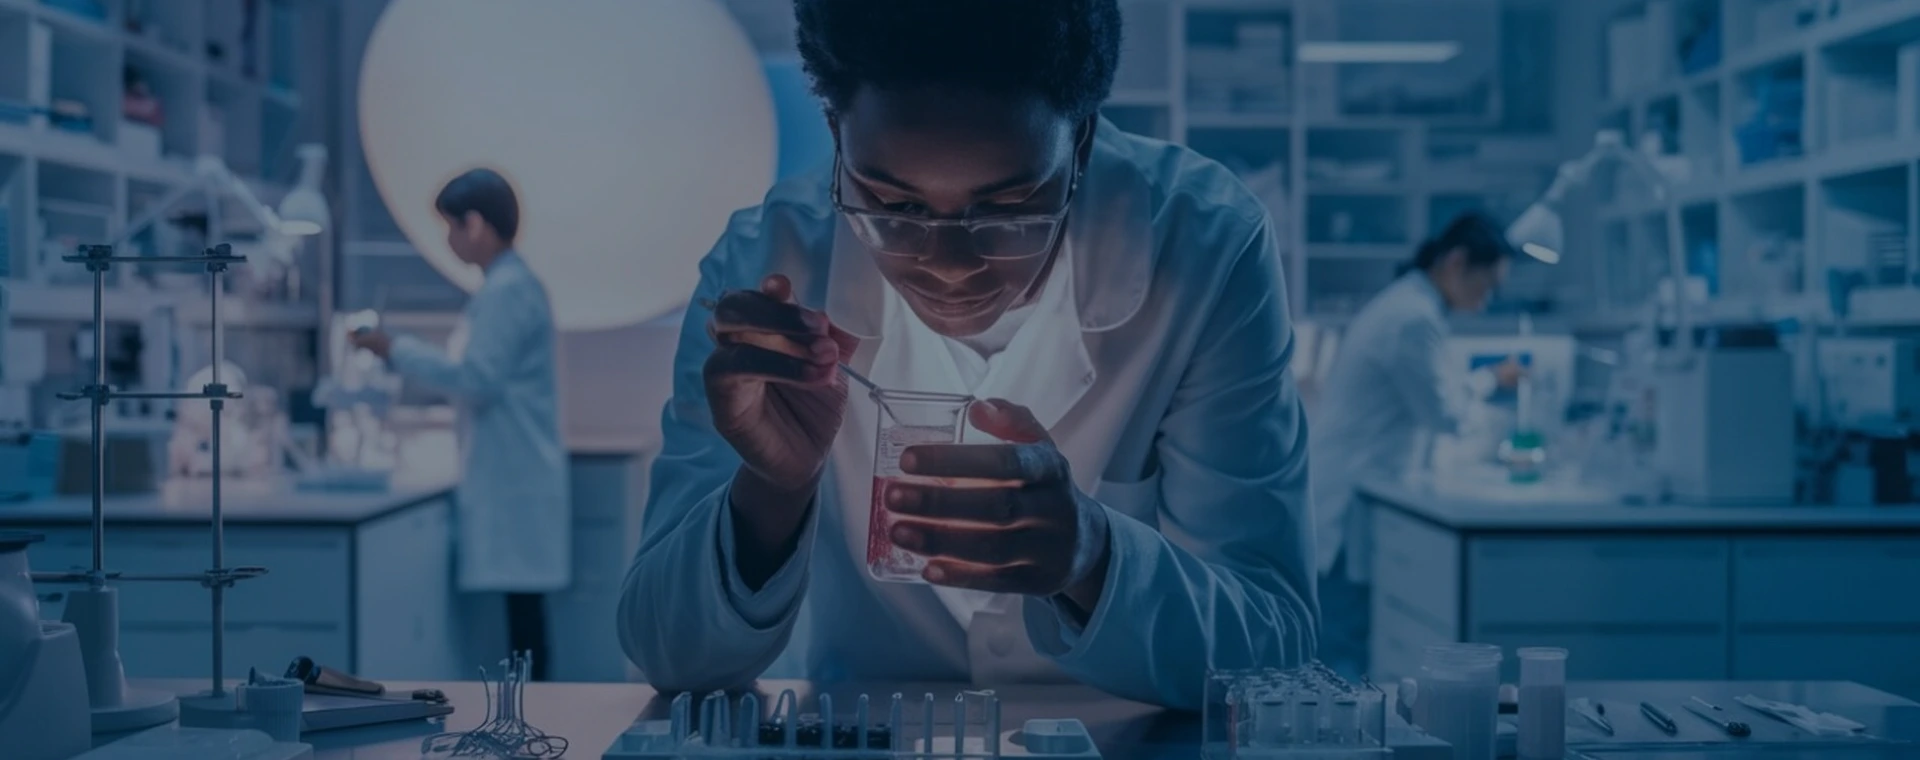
[1406,643,1503,760]
[1517,647,1568,760]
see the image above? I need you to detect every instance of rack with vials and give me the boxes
[1204,661,1390,759]
[602,689,1101,759]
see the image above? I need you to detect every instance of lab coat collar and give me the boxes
[824,118,1156,340]
[484,249,524,279]
[1396,270,1448,316]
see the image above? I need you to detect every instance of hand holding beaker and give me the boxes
[704,274,860,492]
[883,400,1113,607]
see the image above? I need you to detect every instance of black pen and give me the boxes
[1640,702,1678,735]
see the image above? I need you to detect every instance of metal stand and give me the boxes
[35,244,269,733]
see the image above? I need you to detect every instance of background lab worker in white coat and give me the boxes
[1308,211,1523,677]
[616,0,1318,710]
[351,168,569,679]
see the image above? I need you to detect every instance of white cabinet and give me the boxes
[1731,537,1920,697]
[18,496,457,681]
[1367,497,1920,699]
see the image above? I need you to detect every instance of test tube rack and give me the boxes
[32,244,268,733]
[1203,661,1391,760]
[602,689,1102,759]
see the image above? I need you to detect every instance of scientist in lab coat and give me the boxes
[1309,211,1523,676]
[616,0,1317,710]
[351,168,568,679]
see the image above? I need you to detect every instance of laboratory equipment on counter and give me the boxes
[179,668,306,743]
[1681,696,1751,737]
[308,310,402,484]
[1819,338,1920,430]
[0,531,92,760]
[607,688,1101,759]
[1514,648,1565,760]
[168,362,280,479]
[284,655,454,732]
[868,388,978,584]
[1734,694,1867,736]
[1569,698,1614,736]
[1655,326,1795,504]
[1203,661,1389,759]
[1401,643,1502,760]
[0,430,59,501]
[31,244,290,756]
[422,651,566,759]
[1640,702,1678,736]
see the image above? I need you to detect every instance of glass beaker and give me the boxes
[867,389,975,583]
[1407,643,1503,760]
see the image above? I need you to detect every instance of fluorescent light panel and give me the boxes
[1297,41,1462,64]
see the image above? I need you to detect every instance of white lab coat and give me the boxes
[1309,273,1465,584]
[390,252,570,593]
[616,119,1319,710]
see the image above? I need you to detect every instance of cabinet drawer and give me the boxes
[29,528,349,626]
[1734,538,1920,625]
[1371,507,1461,630]
[1734,632,1920,698]
[1468,537,1728,626]
[118,622,347,680]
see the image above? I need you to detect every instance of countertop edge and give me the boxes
[1359,482,1920,532]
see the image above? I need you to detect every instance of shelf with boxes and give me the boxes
[1591,0,1920,324]
[0,0,316,329]
[1106,0,1557,322]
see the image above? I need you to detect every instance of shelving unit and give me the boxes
[1593,0,1920,324]
[1105,0,1558,321]
[0,0,314,329]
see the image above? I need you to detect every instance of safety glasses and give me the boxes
[830,128,1088,262]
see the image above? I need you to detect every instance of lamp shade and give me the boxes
[276,144,330,237]
[356,0,776,331]
[1505,202,1564,264]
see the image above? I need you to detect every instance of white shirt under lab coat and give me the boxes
[616,120,1319,710]
[1309,272,1470,584]
[389,251,570,593]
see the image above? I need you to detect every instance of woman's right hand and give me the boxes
[703,275,858,494]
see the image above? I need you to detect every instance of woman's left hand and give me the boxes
[885,399,1112,612]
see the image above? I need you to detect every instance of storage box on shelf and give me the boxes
[1589,0,1920,326]
[0,0,315,329]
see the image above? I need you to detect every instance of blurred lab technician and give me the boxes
[1309,211,1522,676]
[617,0,1318,710]
[349,169,568,679]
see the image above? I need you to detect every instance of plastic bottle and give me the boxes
[1517,647,1568,760]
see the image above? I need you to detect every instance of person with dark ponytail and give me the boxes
[1307,210,1525,678]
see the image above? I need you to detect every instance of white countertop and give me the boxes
[0,473,456,526]
[1361,480,1920,532]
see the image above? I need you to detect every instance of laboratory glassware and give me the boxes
[1203,661,1389,758]
[1404,643,1503,760]
[867,389,977,583]
[1515,647,1566,759]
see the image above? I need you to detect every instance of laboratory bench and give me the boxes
[114,677,1920,759]
[0,451,654,685]
[0,477,463,684]
[1361,482,1920,702]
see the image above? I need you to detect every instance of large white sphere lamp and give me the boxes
[357,0,776,330]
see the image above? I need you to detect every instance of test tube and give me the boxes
[986,694,1001,756]
[1517,647,1568,760]
[778,689,800,746]
[889,694,905,751]
[1252,693,1287,746]
[922,693,936,752]
[739,693,760,746]
[820,694,835,749]
[670,693,692,741]
[855,694,870,749]
[1332,698,1357,745]
[1295,700,1319,745]
[953,693,967,757]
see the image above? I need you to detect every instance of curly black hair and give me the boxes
[794,0,1123,121]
